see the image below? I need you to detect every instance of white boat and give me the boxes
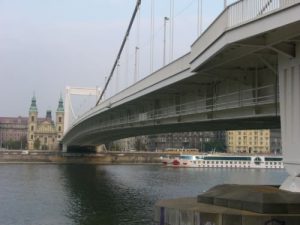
[161,154,284,169]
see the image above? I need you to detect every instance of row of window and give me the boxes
[199,161,282,165]
[229,142,269,146]
[31,116,63,123]
[30,125,62,132]
[30,135,61,140]
[228,130,269,135]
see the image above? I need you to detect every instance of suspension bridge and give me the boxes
[62,0,300,192]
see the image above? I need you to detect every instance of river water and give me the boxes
[0,164,287,225]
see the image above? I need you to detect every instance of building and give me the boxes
[27,95,64,150]
[145,131,226,152]
[0,116,28,149]
[226,129,282,154]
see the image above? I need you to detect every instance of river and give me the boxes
[0,164,287,225]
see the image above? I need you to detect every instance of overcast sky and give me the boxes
[0,0,236,117]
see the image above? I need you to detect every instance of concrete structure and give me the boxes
[27,95,64,150]
[270,129,282,154]
[0,117,28,149]
[155,184,300,225]
[0,150,163,164]
[109,137,137,151]
[62,0,300,191]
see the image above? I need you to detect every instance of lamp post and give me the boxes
[197,0,202,36]
[0,128,2,150]
[134,47,139,82]
[163,17,169,66]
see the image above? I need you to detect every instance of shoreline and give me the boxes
[0,150,164,164]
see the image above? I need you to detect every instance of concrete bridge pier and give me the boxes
[62,144,67,153]
[279,43,300,192]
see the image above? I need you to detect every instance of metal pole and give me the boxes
[134,47,139,82]
[135,5,140,81]
[224,0,227,9]
[197,0,202,36]
[116,62,120,93]
[169,0,174,61]
[0,128,2,149]
[163,17,169,66]
[150,0,155,73]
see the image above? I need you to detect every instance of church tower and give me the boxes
[28,95,38,150]
[56,95,64,141]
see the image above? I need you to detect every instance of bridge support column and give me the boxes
[62,144,68,153]
[279,43,300,192]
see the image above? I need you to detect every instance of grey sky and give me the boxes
[0,0,235,117]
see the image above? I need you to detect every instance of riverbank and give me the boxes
[0,150,164,164]
[155,184,300,225]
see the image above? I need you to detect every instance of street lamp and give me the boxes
[134,47,139,82]
[163,16,169,66]
[197,0,203,36]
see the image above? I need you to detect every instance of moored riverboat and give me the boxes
[161,154,284,169]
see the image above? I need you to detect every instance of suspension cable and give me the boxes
[134,4,141,82]
[96,0,142,105]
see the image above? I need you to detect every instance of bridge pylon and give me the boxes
[64,86,101,134]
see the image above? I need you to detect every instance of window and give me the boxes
[59,117,62,123]
[31,126,34,131]
[31,116,34,122]
[44,137,47,144]
[58,126,61,132]
[31,135,33,140]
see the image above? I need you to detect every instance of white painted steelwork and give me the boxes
[64,87,101,134]
[191,0,300,64]
[62,1,300,192]
[71,85,277,134]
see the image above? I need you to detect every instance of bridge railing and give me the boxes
[96,85,278,130]
[228,0,299,27]
[191,0,300,62]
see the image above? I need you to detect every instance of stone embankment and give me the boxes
[0,150,164,164]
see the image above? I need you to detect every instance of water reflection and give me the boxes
[0,164,288,225]
[61,165,156,225]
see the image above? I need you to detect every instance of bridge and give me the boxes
[62,0,300,192]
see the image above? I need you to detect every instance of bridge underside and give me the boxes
[69,117,280,146]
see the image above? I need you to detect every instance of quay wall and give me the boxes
[0,150,165,164]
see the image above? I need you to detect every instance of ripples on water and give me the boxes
[0,164,287,225]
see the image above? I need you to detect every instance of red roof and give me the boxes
[0,116,53,124]
[0,116,28,124]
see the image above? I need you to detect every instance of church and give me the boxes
[27,95,64,150]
